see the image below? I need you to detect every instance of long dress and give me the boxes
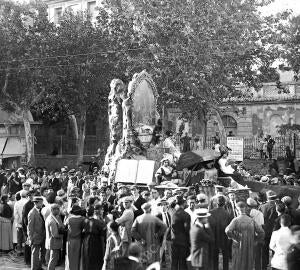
[0,202,13,251]
[225,213,265,270]
[65,215,85,270]
[81,217,106,270]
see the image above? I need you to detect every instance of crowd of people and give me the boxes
[0,164,300,270]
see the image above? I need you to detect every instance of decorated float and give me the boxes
[101,71,300,204]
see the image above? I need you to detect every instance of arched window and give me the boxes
[221,115,237,136]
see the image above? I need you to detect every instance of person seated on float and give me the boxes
[163,130,181,158]
[155,157,178,184]
[217,146,246,186]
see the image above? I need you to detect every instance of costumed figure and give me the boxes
[155,157,178,184]
[163,130,181,158]
[217,146,246,187]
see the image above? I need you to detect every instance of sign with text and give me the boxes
[227,137,244,161]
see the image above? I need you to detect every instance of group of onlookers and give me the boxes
[1,165,300,270]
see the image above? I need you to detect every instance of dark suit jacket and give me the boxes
[27,207,45,245]
[114,257,143,270]
[157,212,172,241]
[209,207,231,249]
[258,200,278,237]
[133,196,146,218]
[50,177,61,193]
[171,208,191,247]
[190,223,214,268]
[22,200,34,236]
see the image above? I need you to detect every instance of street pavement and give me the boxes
[0,251,64,270]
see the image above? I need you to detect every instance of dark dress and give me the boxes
[81,217,106,270]
[22,200,34,264]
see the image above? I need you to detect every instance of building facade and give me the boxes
[44,0,100,23]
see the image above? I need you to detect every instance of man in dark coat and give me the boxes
[131,185,146,218]
[258,190,278,270]
[209,196,231,270]
[190,208,214,270]
[22,191,34,265]
[171,196,191,270]
[28,196,46,270]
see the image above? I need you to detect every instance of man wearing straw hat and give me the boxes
[189,208,214,270]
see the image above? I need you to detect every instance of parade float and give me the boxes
[101,70,164,185]
[101,71,300,204]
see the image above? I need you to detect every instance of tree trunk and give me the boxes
[69,114,79,140]
[23,109,35,166]
[203,118,207,149]
[214,110,226,145]
[77,109,86,165]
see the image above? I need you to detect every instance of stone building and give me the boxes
[166,71,300,140]
[44,0,100,23]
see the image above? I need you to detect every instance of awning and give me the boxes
[1,137,26,159]
[0,137,7,155]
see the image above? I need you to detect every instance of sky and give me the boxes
[260,0,300,16]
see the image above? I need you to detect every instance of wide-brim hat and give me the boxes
[32,196,43,202]
[227,188,236,194]
[195,208,211,218]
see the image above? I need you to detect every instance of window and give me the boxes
[67,4,80,13]
[9,126,19,135]
[87,1,96,20]
[0,124,7,135]
[221,115,237,136]
[54,7,62,24]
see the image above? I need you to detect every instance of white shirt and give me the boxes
[218,158,234,174]
[269,227,292,270]
[185,207,197,225]
[14,197,28,227]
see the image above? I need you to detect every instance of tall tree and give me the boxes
[99,0,280,144]
[0,0,55,165]
[47,10,111,164]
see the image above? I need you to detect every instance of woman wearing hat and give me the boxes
[217,147,246,186]
[155,158,178,184]
[65,205,85,270]
[82,206,106,270]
